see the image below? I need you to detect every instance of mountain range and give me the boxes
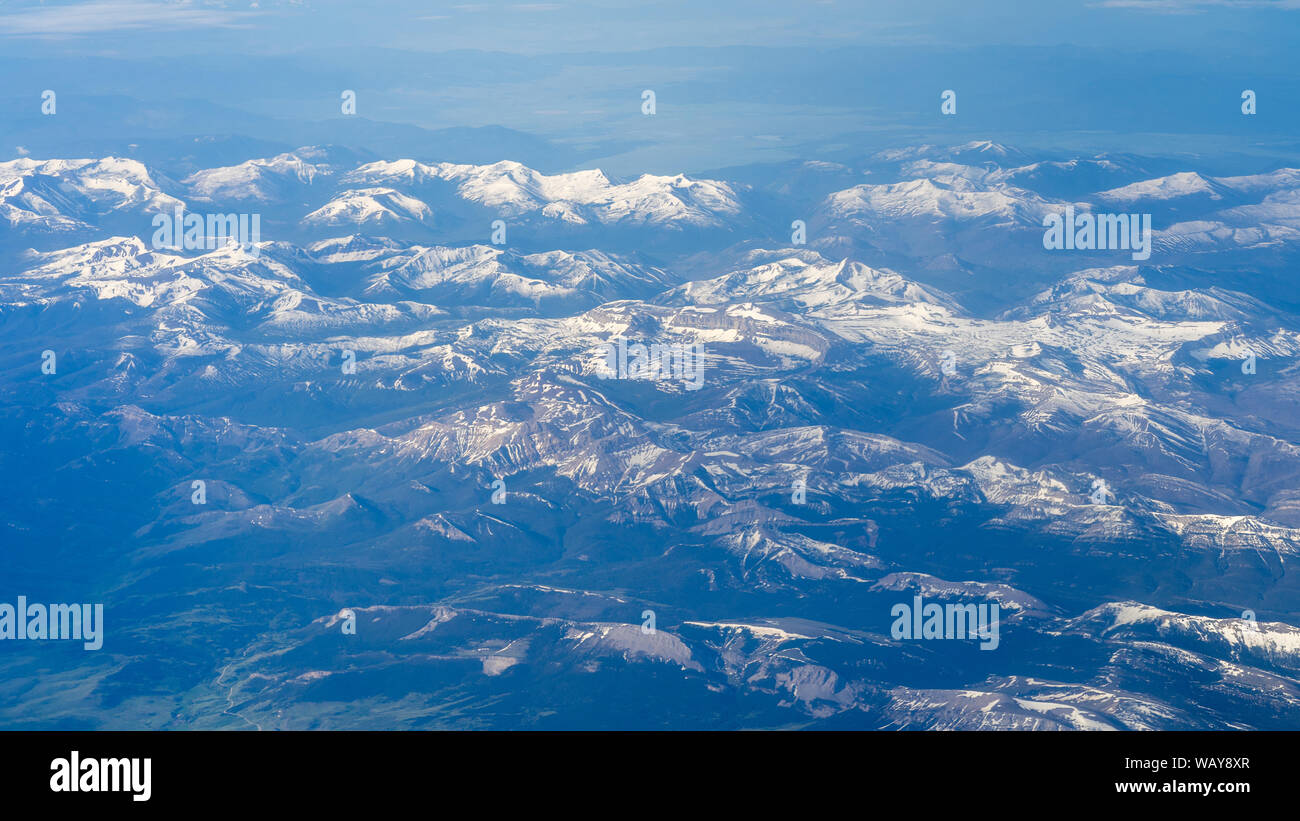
[3,140,1300,729]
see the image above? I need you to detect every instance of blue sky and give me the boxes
[1,0,1298,174]
[1,0,1297,54]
